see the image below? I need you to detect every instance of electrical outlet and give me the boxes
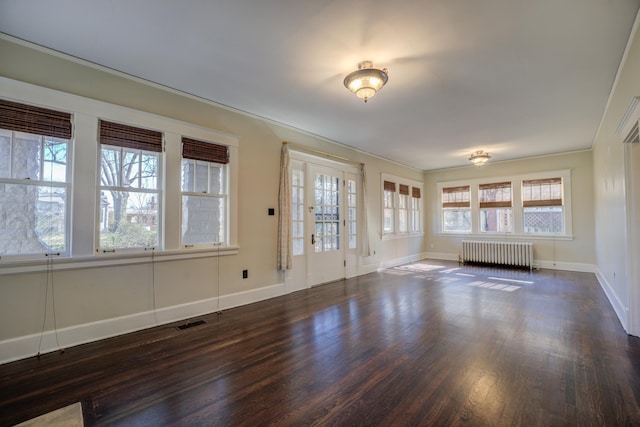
[242,269,248,279]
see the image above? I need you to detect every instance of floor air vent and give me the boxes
[176,320,206,330]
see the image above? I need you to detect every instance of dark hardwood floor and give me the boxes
[2,260,640,426]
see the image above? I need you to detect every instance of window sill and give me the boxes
[435,233,573,241]
[0,245,239,276]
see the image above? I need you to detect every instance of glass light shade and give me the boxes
[469,151,491,166]
[344,63,388,103]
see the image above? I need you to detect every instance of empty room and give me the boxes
[1,1,640,425]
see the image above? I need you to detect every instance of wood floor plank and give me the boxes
[2,260,640,426]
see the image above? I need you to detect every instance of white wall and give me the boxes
[592,12,640,335]
[0,37,424,363]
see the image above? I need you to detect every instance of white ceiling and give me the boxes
[1,0,639,170]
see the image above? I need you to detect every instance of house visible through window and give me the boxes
[0,100,72,257]
[479,181,512,233]
[181,137,229,246]
[98,120,162,251]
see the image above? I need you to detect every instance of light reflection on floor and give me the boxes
[385,261,536,293]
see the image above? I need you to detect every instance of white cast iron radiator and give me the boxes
[461,240,534,271]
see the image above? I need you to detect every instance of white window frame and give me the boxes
[437,169,573,239]
[98,142,163,253]
[478,181,513,234]
[0,129,72,259]
[180,157,228,247]
[381,173,423,238]
[0,77,239,275]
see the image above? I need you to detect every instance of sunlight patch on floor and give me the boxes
[468,281,520,292]
[488,276,534,285]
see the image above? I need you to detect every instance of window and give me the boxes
[442,185,471,233]
[522,178,563,234]
[98,120,162,251]
[411,187,421,233]
[291,168,305,255]
[383,180,395,233]
[314,173,340,252]
[0,100,72,257]
[180,137,229,246]
[479,182,512,233]
[381,175,423,237]
[438,171,571,237]
[398,184,409,233]
[347,178,357,248]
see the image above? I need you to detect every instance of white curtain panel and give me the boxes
[277,144,292,270]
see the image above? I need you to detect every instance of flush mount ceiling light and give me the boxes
[469,150,491,166]
[343,61,388,103]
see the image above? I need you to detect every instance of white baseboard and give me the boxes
[595,268,629,332]
[0,282,286,365]
[423,252,459,262]
[534,260,596,273]
[377,253,424,271]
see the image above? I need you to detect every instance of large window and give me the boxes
[181,137,229,246]
[398,184,409,233]
[438,171,571,237]
[383,180,396,233]
[382,174,423,236]
[1,79,239,270]
[98,120,162,251]
[442,185,471,233]
[479,181,512,233]
[522,178,563,234]
[411,187,421,233]
[0,100,72,257]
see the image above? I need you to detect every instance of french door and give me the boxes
[308,164,345,285]
[288,153,359,289]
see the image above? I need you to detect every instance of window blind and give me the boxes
[412,187,421,198]
[182,137,229,164]
[399,184,409,195]
[522,178,562,207]
[383,180,396,192]
[479,181,512,208]
[0,99,72,139]
[99,120,163,152]
[442,185,470,208]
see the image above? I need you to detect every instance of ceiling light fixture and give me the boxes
[343,61,388,103]
[469,150,491,166]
